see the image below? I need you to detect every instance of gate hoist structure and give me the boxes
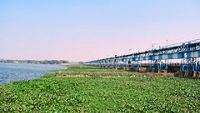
[85,39,200,73]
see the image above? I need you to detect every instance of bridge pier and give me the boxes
[158,69,161,73]
[135,67,139,72]
[157,69,168,76]
[193,71,197,78]
[100,63,200,78]
[138,67,148,73]
[151,68,158,73]
[197,72,200,78]
[184,71,193,77]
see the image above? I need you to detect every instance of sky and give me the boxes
[0,0,200,61]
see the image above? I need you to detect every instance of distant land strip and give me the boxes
[0,59,69,64]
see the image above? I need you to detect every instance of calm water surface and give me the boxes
[0,63,65,84]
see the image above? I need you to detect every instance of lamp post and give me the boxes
[152,43,156,50]
[166,39,168,47]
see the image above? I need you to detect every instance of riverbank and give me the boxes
[0,65,200,112]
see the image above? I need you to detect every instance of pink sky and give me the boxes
[0,0,200,61]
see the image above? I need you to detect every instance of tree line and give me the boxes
[0,59,69,64]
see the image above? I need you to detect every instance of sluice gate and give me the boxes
[85,39,200,77]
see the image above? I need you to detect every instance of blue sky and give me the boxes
[0,0,200,61]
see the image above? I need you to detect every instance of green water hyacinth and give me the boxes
[0,65,200,112]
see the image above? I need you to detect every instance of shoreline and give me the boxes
[0,63,66,84]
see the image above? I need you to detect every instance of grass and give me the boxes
[0,65,200,112]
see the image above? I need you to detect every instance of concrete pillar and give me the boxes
[127,66,132,71]
[139,67,148,73]
[197,72,200,78]
[158,69,161,74]
[184,71,189,77]
[178,71,185,77]
[163,70,168,76]
[193,71,197,78]
[151,68,155,72]
[146,68,150,72]
[136,67,139,72]
[184,71,193,77]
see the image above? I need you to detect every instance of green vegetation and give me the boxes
[1,65,200,112]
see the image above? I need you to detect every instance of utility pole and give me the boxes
[128,48,132,54]
[166,39,168,47]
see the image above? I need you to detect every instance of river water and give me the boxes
[0,63,65,84]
